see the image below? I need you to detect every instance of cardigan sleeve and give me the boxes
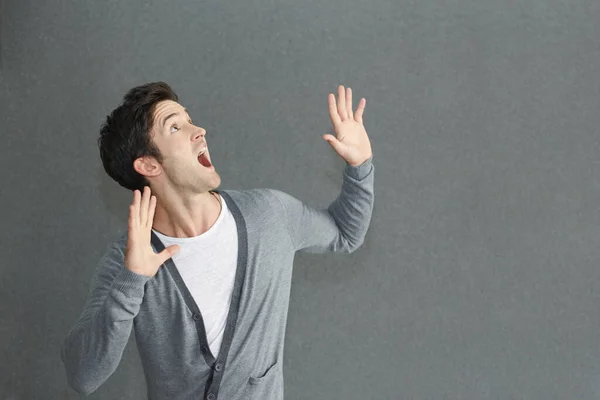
[270,156,374,254]
[60,241,151,395]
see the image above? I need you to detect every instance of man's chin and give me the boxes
[205,172,221,189]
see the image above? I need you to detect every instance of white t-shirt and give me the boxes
[152,193,237,358]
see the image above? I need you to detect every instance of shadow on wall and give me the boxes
[96,163,132,228]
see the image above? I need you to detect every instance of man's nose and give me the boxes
[192,128,206,141]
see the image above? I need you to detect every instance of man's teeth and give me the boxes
[198,148,207,155]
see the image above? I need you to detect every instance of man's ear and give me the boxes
[133,156,161,178]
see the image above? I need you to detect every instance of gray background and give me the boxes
[2,0,600,399]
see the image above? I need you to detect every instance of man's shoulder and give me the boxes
[217,187,284,207]
[218,188,289,225]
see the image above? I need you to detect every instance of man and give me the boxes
[61,82,375,399]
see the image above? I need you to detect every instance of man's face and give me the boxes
[148,100,221,193]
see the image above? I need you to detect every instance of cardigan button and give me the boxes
[193,313,201,321]
[215,363,223,372]
[207,393,215,400]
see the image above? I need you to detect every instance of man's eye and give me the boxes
[171,125,180,133]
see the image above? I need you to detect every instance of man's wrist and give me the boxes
[345,156,373,180]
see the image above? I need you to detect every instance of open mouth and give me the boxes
[198,151,213,168]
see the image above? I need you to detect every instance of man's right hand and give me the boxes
[125,186,180,277]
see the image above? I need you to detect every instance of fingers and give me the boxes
[328,93,341,126]
[140,186,151,226]
[355,98,366,123]
[337,85,347,120]
[346,87,353,120]
[129,189,141,227]
[147,194,157,229]
[329,85,364,125]
[129,187,153,228]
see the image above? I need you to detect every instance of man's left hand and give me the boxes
[323,85,373,167]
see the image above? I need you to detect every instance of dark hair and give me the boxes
[98,81,179,192]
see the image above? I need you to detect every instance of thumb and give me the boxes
[323,134,343,153]
[158,244,180,263]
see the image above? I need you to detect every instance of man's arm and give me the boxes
[270,85,375,253]
[270,155,374,253]
[61,187,178,395]
[60,243,151,395]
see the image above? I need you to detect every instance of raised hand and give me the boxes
[124,186,180,277]
[322,85,373,167]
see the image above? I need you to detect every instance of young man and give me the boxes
[61,82,375,400]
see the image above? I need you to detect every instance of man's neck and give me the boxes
[151,190,222,238]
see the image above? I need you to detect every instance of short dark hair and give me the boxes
[98,81,178,192]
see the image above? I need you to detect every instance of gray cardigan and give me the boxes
[61,157,375,399]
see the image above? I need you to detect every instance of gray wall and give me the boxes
[2,0,600,398]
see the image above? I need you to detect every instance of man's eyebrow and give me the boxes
[161,108,189,128]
